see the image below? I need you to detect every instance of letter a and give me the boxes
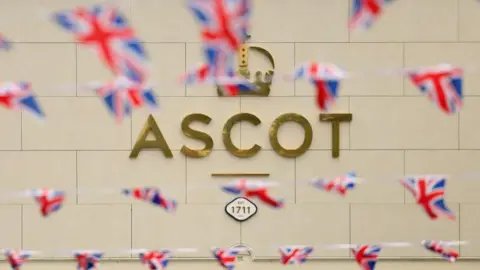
[130,114,173,158]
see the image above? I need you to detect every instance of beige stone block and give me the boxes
[241,204,350,257]
[131,97,240,152]
[185,43,294,96]
[405,150,480,204]
[22,205,131,258]
[240,97,350,150]
[250,0,348,42]
[186,150,294,204]
[350,97,458,149]
[22,98,131,150]
[148,43,186,96]
[459,0,480,41]
[0,151,76,204]
[350,0,457,42]
[460,98,480,149]
[130,0,197,42]
[0,110,21,150]
[77,151,186,204]
[132,204,239,257]
[0,44,76,96]
[294,43,403,96]
[351,203,459,257]
[0,206,22,249]
[296,150,404,203]
[459,203,480,257]
[404,43,480,96]
[77,43,186,97]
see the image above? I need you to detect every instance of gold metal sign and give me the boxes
[130,113,352,159]
[130,34,353,161]
[216,34,274,96]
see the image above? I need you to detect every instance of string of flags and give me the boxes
[8,175,455,221]
[0,241,469,270]
[0,0,471,122]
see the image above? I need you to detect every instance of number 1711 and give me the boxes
[231,206,251,214]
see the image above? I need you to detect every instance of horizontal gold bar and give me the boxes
[211,173,270,177]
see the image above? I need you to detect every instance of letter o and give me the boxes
[269,113,313,158]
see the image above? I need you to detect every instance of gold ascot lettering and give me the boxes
[319,113,353,158]
[270,113,313,158]
[223,113,262,158]
[181,113,214,158]
[130,113,353,159]
[130,115,173,158]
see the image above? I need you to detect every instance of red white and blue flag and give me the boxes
[122,187,177,213]
[0,81,44,118]
[52,4,150,85]
[350,0,395,29]
[221,179,284,208]
[351,245,382,270]
[180,63,257,95]
[278,245,314,265]
[212,248,240,270]
[311,171,358,196]
[138,250,172,270]
[421,240,461,262]
[31,189,66,217]
[3,249,37,270]
[91,76,157,123]
[186,0,252,88]
[73,251,103,270]
[290,63,346,112]
[407,64,463,114]
[400,176,456,220]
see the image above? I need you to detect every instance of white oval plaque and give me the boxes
[225,197,258,222]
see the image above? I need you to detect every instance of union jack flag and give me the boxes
[221,179,284,208]
[138,250,172,270]
[351,245,382,270]
[421,241,459,262]
[52,4,150,84]
[278,246,314,265]
[291,63,345,112]
[93,76,157,123]
[31,189,66,217]
[186,0,251,84]
[73,251,103,270]
[0,81,44,118]
[407,64,463,114]
[212,248,239,270]
[311,171,358,196]
[187,0,250,63]
[122,187,177,212]
[3,249,34,270]
[400,176,456,220]
[350,0,394,29]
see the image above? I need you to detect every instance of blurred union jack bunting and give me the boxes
[0,81,44,118]
[287,62,346,112]
[421,240,466,263]
[277,245,314,265]
[221,179,284,208]
[400,175,456,220]
[310,171,360,196]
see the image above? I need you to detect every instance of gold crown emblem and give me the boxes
[217,34,275,97]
